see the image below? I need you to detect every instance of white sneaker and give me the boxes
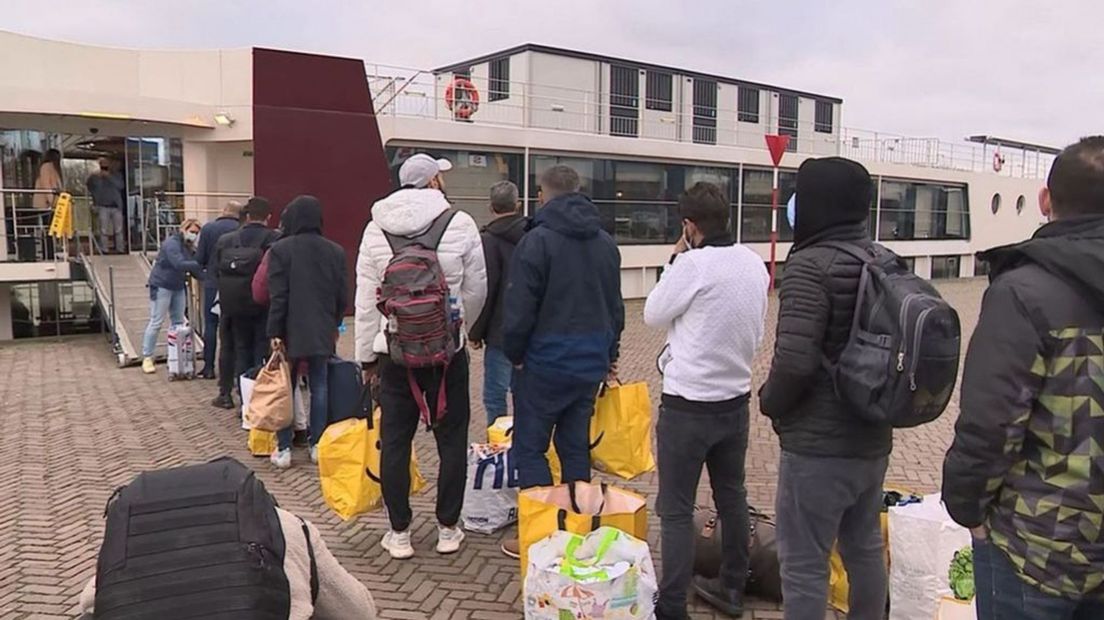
[142,357,156,374]
[381,530,414,559]
[270,448,292,470]
[310,444,319,464]
[436,524,465,554]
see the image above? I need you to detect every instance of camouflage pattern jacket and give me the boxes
[943,215,1104,599]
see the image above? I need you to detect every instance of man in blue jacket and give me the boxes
[500,164,624,555]
[194,201,242,380]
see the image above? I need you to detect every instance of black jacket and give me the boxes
[759,156,891,459]
[469,213,527,349]
[502,193,624,383]
[942,215,1104,598]
[195,216,240,290]
[266,196,348,360]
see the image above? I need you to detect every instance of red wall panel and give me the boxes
[252,48,392,312]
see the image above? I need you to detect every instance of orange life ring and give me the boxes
[993,152,1004,173]
[445,77,480,119]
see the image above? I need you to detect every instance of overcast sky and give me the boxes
[3,1,1096,147]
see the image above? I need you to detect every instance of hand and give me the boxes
[673,235,689,255]
[469,339,483,350]
[605,362,620,385]
[970,526,989,540]
[361,362,379,386]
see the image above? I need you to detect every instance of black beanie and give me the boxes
[793,157,873,245]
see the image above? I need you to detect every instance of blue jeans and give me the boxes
[202,287,219,370]
[482,346,513,426]
[142,286,186,357]
[512,368,598,489]
[277,356,329,450]
[973,537,1104,620]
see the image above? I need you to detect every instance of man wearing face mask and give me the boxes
[644,182,769,619]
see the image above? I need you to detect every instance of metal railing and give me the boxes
[1,188,99,263]
[148,191,251,255]
[367,64,1055,179]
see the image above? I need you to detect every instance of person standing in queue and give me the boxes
[195,200,242,384]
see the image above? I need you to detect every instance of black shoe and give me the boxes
[692,576,744,617]
[199,367,216,380]
[211,394,235,410]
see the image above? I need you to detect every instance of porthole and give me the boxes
[990,193,1002,214]
[1016,195,1026,214]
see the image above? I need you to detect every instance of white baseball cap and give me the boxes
[398,153,453,189]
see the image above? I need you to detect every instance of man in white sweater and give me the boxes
[644,182,769,620]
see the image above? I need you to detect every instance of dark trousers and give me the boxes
[379,351,470,531]
[512,368,598,489]
[974,537,1104,620]
[656,400,750,615]
[775,451,888,620]
[482,346,513,426]
[217,317,235,396]
[277,356,329,450]
[202,287,219,370]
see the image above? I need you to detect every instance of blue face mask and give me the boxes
[786,194,797,228]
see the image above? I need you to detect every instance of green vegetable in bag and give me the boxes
[948,546,975,600]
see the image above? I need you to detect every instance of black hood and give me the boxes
[533,193,601,239]
[283,195,322,235]
[793,157,873,246]
[980,215,1104,308]
[483,213,528,244]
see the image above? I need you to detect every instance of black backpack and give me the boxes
[94,458,310,620]
[218,233,268,317]
[821,242,961,428]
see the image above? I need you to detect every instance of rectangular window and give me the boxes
[387,147,523,228]
[974,258,990,277]
[931,255,961,279]
[779,94,799,151]
[877,179,970,241]
[452,67,471,79]
[645,71,673,112]
[738,87,760,123]
[740,167,797,242]
[902,256,916,274]
[692,79,718,145]
[489,57,510,102]
[609,65,639,138]
[815,100,833,133]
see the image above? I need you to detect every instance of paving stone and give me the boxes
[0,279,988,618]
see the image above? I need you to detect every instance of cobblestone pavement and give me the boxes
[0,279,987,619]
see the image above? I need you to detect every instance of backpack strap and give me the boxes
[384,210,458,254]
[299,517,319,604]
[817,240,875,264]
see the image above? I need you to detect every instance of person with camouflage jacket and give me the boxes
[943,136,1104,620]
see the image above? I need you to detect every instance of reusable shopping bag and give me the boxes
[518,481,647,576]
[590,382,656,480]
[293,375,309,432]
[461,443,519,534]
[318,409,425,520]
[887,493,970,620]
[487,415,562,484]
[246,428,277,456]
[246,350,293,432]
[524,526,657,619]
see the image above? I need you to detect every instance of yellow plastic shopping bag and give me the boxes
[590,382,656,480]
[829,511,889,612]
[319,409,425,520]
[487,416,561,484]
[518,481,648,576]
[247,428,277,456]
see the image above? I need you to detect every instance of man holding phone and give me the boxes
[644,182,769,619]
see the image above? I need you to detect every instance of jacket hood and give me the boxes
[284,195,323,235]
[483,213,528,244]
[533,193,601,239]
[371,188,450,236]
[793,157,873,245]
[980,215,1104,308]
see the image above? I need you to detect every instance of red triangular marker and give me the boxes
[765,134,790,167]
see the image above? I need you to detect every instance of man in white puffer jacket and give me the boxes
[355,154,487,560]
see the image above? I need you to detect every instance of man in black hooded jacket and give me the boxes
[759,157,890,620]
[943,136,1104,619]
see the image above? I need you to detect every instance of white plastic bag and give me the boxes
[293,375,310,432]
[524,527,657,619]
[240,373,255,430]
[461,443,518,534]
[888,493,972,620]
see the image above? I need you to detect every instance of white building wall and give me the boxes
[0,284,11,341]
[640,70,678,142]
[716,82,737,147]
[527,52,601,134]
